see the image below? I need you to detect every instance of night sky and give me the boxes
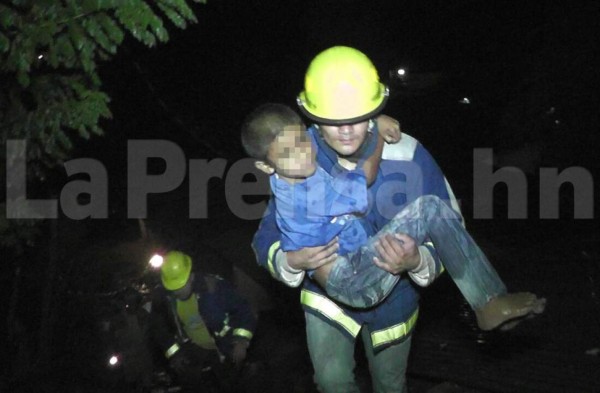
[92,0,598,161]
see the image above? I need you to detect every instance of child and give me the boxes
[241,103,545,330]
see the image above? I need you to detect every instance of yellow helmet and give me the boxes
[160,251,192,291]
[297,46,389,124]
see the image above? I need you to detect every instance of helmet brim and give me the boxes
[297,86,389,125]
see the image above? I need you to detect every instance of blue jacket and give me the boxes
[252,125,459,352]
[150,274,256,360]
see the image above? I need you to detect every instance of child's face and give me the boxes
[267,124,317,179]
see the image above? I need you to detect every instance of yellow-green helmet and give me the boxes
[297,46,389,124]
[160,251,192,291]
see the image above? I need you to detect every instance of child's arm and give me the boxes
[361,132,385,186]
[376,114,401,143]
[360,115,401,186]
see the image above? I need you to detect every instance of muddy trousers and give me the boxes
[306,312,411,393]
[326,195,507,309]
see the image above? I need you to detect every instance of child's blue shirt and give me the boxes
[270,165,373,255]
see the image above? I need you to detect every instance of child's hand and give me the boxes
[376,114,401,144]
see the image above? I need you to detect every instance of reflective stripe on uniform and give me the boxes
[300,289,361,337]
[267,241,281,278]
[165,342,180,359]
[370,308,419,349]
[233,328,254,340]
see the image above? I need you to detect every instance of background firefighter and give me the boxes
[150,251,257,392]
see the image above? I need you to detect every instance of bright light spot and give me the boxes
[459,97,471,104]
[37,54,44,60]
[108,355,119,366]
[149,254,164,268]
[397,68,406,76]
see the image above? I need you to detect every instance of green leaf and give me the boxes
[81,0,99,13]
[83,15,117,53]
[46,41,59,67]
[79,39,96,73]
[142,30,156,47]
[56,129,74,150]
[157,3,187,29]
[56,34,76,67]
[90,124,103,135]
[31,20,58,47]
[17,70,30,88]
[0,32,9,53]
[98,13,124,45]
[173,0,197,22]
[68,21,87,51]
[147,12,168,42]
[0,5,17,28]
[78,125,90,139]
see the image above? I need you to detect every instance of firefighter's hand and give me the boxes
[373,233,420,275]
[231,340,249,366]
[286,237,339,271]
[169,350,190,373]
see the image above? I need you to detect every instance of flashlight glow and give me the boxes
[108,355,119,366]
[149,254,164,268]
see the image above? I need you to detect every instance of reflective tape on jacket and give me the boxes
[370,308,419,349]
[300,289,361,337]
[267,241,281,278]
[165,342,180,359]
[233,328,254,340]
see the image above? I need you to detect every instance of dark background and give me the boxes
[3,1,599,392]
[93,0,599,218]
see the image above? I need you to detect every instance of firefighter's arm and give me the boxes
[371,233,439,287]
[253,200,337,286]
[218,279,257,343]
[408,244,439,287]
[231,339,249,365]
[149,287,182,361]
[252,199,298,284]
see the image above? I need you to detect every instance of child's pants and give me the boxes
[326,195,507,309]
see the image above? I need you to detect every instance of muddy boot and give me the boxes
[474,292,547,331]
